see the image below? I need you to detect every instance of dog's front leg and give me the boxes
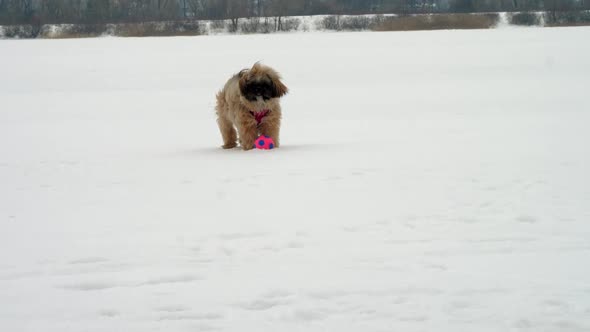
[259,113,281,148]
[260,124,280,148]
[237,118,258,151]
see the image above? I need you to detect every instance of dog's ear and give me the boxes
[270,76,288,98]
[238,71,249,96]
[237,69,248,78]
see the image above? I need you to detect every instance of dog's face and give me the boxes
[239,63,288,104]
[241,77,275,102]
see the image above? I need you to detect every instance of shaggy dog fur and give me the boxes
[215,63,288,150]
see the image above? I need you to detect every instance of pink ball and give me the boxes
[254,135,275,150]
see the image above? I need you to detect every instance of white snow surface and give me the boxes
[1,28,590,332]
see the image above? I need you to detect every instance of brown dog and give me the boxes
[215,63,288,150]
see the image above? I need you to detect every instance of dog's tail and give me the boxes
[215,89,226,116]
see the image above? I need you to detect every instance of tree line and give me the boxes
[1,0,589,25]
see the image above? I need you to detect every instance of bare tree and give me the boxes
[155,0,179,19]
[0,0,587,26]
[84,0,101,22]
[225,0,248,31]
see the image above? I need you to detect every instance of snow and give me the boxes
[1,27,590,332]
[496,12,510,28]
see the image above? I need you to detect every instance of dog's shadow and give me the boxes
[171,143,344,158]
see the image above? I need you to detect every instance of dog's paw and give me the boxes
[222,142,237,149]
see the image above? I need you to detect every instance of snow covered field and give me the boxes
[1,27,590,331]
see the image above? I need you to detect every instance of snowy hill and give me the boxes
[1,27,590,331]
